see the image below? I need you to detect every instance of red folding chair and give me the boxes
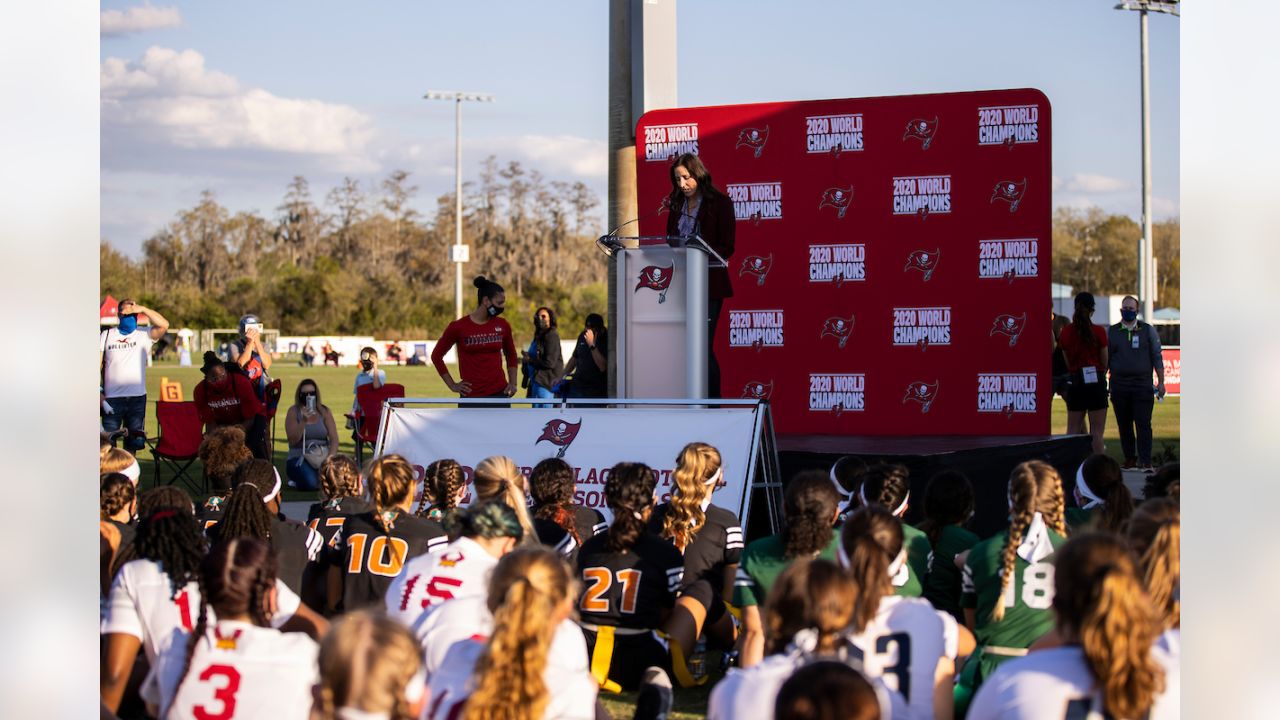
[148,401,205,493]
[353,383,405,466]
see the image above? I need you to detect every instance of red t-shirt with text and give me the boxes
[1057,323,1109,372]
[194,373,264,426]
[432,316,518,397]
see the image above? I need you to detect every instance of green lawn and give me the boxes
[1049,395,1180,464]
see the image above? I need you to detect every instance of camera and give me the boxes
[306,395,317,412]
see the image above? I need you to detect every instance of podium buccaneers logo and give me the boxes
[536,419,582,458]
[741,380,774,401]
[903,381,939,413]
[819,186,854,219]
[740,254,773,286]
[990,178,1027,212]
[904,249,941,282]
[635,263,675,303]
[820,315,855,349]
[990,313,1027,347]
[903,117,939,150]
[736,126,770,158]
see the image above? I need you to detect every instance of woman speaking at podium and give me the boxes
[665,153,735,398]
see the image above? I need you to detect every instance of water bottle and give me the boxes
[689,638,707,681]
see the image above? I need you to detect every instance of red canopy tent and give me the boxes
[100,295,118,325]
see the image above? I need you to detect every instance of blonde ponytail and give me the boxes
[1127,498,1180,630]
[662,442,721,550]
[317,610,422,720]
[473,456,537,545]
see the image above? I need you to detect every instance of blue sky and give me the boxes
[100,0,1179,257]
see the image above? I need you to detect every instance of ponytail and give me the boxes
[662,442,721,550]
[474,456,537,544]
[993,461,1067,622]
[529,458,581,546]
[365,455,416,532]
[1071,292,1098,349]
[1078,454,1134,533]
[1127,498,1180,630]
[781,471,840,559]
[839,507,901,633]
[604,462,658,553]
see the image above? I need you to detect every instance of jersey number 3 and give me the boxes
[192,664,241,720]
[580,567,641,614]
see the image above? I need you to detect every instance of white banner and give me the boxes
[377,406,761,524]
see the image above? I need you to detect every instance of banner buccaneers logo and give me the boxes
[903,117,939,150]
[536,419,582,458]
[739,254,773,286]
[635,263,675,303]
[990,312,1027,347]
[990,178,1027,212]
[741,380,774,401]
[735,126,770,158]
[820,315,855,349]
[819,186,854,219]
[904,249,940,281]
[903,381,939,413]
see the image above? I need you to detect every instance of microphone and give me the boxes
[595,197,684,257]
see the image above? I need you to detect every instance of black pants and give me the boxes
[708,299,723,399]
[1111,385,1155,464]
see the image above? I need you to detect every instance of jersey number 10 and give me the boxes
[346,534,410,577]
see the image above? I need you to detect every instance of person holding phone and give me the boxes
[228,314,273,401]
[284,379,339,491]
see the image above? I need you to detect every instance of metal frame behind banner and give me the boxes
[372,397,785,535]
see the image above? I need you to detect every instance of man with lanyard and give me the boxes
[1107,296,1166,471]
[100,299,169,454]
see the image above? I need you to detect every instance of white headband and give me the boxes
[836,542,910,587]
[704,466,723,486]
[1074,464,1104,510]
[121,458,141,484]
[858,484,909,517]
[262,467,282,504]
[403,666,427,704]
[829,465,854,514]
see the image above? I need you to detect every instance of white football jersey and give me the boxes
[386,537,498,626]
[843,595,959,720]
[422,634,597,720]
[968,644,1180,720]
[141,619,318,720]
[708,647,906,720]
[413,595,588,679]
[101,558,301,663]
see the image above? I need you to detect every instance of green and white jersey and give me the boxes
[923,524,980,620]
[731,532,841,607]
[1064,506,1097,533]
[899,523,930,598]
[961,528,1066,650]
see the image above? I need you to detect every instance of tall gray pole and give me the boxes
[1139,8,1154,321]
[455,97,463,319]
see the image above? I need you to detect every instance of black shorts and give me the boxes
[582,628,669,691]
[1065,374,1109,412]
[680,578,728,626]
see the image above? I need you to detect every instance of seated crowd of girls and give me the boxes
[99,434,1179,720]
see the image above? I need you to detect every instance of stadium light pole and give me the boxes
[1115,1,1177,322]
[424,91,494,319]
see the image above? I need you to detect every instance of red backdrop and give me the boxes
[636,89,1052,436]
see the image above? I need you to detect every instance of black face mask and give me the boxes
[361,359,373,371]
[487,304,504,318]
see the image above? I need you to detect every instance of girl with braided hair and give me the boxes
[472,455,538,543]
[329,454,447,613]
[423,546,597,720]
[858,463,929,598]
[316,610,427,720]
[573,462,685,690]
[415,457,467,524]
[306,453,368,548]
[100,473,137,552]
[386,501,524,627]
[710,558,906,720]
[1067,453,1135,533]
[969,532,1177,719]
[956,460,1068,710]
[647,442,743,661]
[210,459,322,596]
[529,457,586,559]
[839,506,975,720]
[140,538,319,720]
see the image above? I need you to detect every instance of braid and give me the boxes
[175,567,212,709]
[131,507,207,599]
[530,458,580,545]
[605,463,658,553]
[217,484,274,542]
[781,471,840,559]
[993,461,1068,622]
[138,486,195,517]
[320,454,362,501]
[417,459,465,518]
[100,474,136,520]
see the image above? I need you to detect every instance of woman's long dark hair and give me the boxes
[1071,293,1098,349]
[781,471,840,559]
[604,462,657,553]
[533,306,557,337]
[667,153,723,203]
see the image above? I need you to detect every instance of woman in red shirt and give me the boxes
[1056,292,1110,454]
[432,276,519,401]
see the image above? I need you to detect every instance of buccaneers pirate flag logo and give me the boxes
[903,381,939,413]
[635,263,675,303]
[820,315,855,349]
[736,126,769,158]
[740,254,773,286]
[741,380,774,401]
[990,178,1027,212]
[903,117,939,150]
[904,249,941,281]
[990,312,1027,347]
[819,186,854,219]
[536,419,582,458]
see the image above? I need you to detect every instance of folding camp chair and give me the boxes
[353,383,405,465]
[148,401,205,493]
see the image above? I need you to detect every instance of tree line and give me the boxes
[100,164,1180,345]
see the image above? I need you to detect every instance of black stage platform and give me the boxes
[748,434,1092,541]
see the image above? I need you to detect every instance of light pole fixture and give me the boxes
[1114,0,1178,322]
[424,90,495,319]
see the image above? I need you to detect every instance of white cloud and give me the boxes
[102,47,378,172]
[1062,173,1130,194]
[101,4,181,36]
